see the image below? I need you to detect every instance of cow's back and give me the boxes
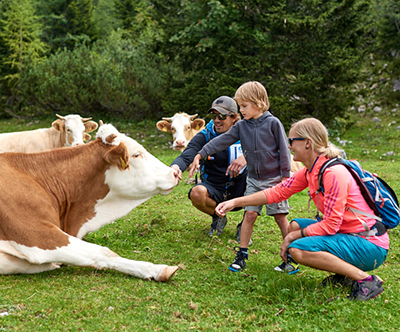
[0,128,61,153]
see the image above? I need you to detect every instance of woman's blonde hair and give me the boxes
[291,118,341,158]
[234,81,270,112]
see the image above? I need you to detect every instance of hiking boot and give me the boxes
[319,274,353,287]
[216,216,228,235]
[229,248,248,272]
[274,260,299,275]
[236,222,253,246]
[348,275,384,301]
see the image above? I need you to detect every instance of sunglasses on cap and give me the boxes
[288,137,306,146]
[211,113,231,121]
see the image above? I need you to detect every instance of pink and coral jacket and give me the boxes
[263,156,389,250]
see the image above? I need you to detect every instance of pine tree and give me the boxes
[114,0,153,33]
[0,0,48,88]
[37,0,96,51]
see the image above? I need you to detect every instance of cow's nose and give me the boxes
[175,140,185,147]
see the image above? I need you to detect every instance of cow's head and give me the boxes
[97,122,178,199]
[52,114,98,147]
[156,113,205,151]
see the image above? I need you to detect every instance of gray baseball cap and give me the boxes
[208,96,238,115]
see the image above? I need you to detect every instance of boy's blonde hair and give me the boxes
[291,118,341,158]
[234,81,270,112]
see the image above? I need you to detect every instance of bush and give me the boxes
[18,30,169,120]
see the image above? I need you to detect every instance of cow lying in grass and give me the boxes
[0,122,179,282]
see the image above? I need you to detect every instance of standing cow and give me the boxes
[156,113,206,151]
[0,114,98,153]
[0,123,179,281]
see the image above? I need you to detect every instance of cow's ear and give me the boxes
[105,133,118,144]
[191,118,205,130]
[83,133,91,142]
[52,119,65,132]
[104,143,130,170]
[84,121,98,133]
[156,121,172,132]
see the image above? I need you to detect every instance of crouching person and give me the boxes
[216,117,388,301]
[171,96,247,237]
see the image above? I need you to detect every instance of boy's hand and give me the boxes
[226,155,247,177]
[170,165,182,183]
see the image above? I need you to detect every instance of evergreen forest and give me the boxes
[0,0,399,127]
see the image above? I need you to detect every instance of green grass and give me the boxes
[0,109,399,331]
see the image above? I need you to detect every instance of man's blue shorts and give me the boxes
[188,175,247,205]
[289,218,387,272]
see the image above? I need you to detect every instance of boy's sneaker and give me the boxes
[216,216,228,235]
[319,273,353,287]
[236,222,253,246]
[347,275,384,301]
[229,248,248,272]
[274,260,299,275]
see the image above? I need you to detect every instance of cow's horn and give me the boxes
[56,114,66,121]
[81,117,92,122]
[189,114,198,120]
[162,117,172,122]
[99,120,104,126]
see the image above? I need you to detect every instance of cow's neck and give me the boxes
[9,141,112,236]
[76,196,150,239]
[47,127,65,149]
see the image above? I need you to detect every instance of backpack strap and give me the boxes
[317,157,386,238]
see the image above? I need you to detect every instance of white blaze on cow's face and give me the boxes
[97,124,178,200]
[52,114,98,147]
[156,113,205,151]
[64,115,87,146]
[169,114,192,151]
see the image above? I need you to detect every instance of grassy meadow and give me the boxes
[0,107,399,331]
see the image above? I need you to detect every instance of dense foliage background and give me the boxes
[0,0,399,127]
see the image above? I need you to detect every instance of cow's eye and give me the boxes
[172,128,176,134]
[132,153,142,159]
[187,126,191,130]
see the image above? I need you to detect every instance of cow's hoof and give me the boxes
[156,265,179,282]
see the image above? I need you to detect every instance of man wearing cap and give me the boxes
[171,96,248,237]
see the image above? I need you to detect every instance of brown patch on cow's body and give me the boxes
[0,139,124,249]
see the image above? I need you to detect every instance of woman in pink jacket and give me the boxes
[216,117,388,301]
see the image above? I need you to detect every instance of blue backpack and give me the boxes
[318,157,400,235]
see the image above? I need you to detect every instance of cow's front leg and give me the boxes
[13,236,179,281]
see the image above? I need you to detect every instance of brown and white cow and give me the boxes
[0,114,98,153]
[156,113,205,151]
[0,123,179,281]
